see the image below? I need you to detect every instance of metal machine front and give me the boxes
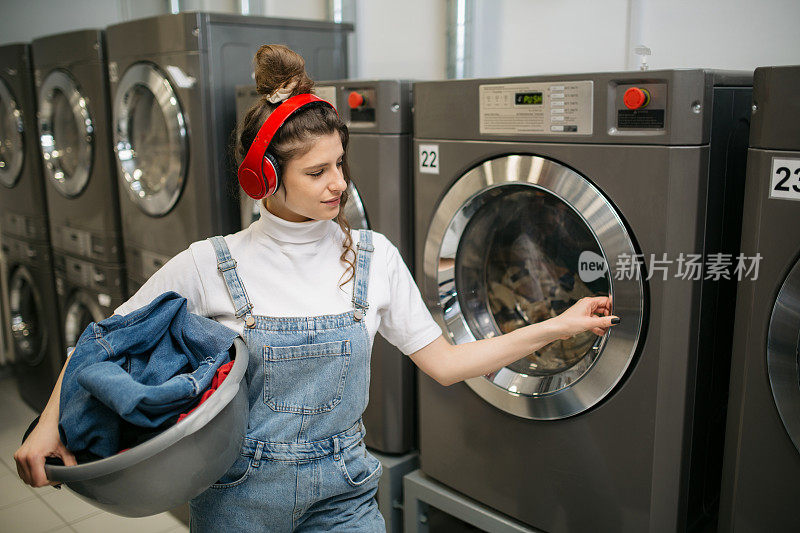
[767,256,800,454]
[0,77,24,188]
[424,154,644,419]
[113,62,187,217]
[38,69,94,197]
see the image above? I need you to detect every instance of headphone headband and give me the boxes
[238,93,337,199]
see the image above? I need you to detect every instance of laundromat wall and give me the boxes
[1,0,799,77]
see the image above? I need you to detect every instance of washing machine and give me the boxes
[0,43,49,243]
[54,254,125,352]
[413,70,752,532]
[106,12,351,294]
[718,65,800,533]
[2,234,65,412]
[32,29,125,265]
[0,246,12,365]
[237,80,416,455]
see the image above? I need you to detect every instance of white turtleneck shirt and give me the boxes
[113,201,443,356]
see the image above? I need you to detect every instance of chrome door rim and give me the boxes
[767,256,800,454]
[64,290,103,349]
[342,180,369,230]
[38,69,94,198]
[113,62,187,217]
[423,154,644,419]
[0,77,24,188]
[9,266,47,366]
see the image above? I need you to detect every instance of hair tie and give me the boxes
[266,80,298,104]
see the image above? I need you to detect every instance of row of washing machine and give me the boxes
[240,66,799,533]
[0,11,798,532]
[0,12,351,414]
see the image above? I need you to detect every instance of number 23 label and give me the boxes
[770,158,800,201]
[419,144,439,174]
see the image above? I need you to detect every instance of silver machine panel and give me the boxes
[414,69,752,532]
[33,30,126,265]
[719,64,800,532]
[0,43,49,242]
[106,12,352,292]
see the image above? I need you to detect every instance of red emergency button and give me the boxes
[623,87,650,110]
[348,91,365,108]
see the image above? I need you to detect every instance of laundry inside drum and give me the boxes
[455,185,610,377]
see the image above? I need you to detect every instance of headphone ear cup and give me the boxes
[263,152,281,196]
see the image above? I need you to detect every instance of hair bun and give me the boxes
[253,44,314,103]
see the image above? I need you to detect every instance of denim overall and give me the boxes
[189,230,385,532]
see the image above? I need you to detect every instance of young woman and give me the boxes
[15,45,618,531]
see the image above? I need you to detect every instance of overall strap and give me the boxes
[352,229,374,321]
[208,236,255,327]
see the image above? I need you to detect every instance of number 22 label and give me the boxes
[770,158,800,201]
[419,144,439,174]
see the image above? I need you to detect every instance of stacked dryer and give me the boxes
[719,65,800,532]
[0,43,64,411]
[106,12,351,295]
[413,70,751,532]
[32,29,127,357]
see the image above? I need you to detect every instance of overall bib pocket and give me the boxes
[336,439,382,488]
[210,453,252,489]
[263,340,351,414]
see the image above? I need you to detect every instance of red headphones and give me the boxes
[238,93,338,200]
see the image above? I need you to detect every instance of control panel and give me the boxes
[478,80,594,135]
[612,82,667,131]
[344,87,378,124]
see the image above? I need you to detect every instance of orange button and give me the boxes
[348,91,365,108]
[623,87,650,110]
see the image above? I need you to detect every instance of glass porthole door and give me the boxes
[9,267,46,366]
[767,257,800,454]
[424,154,644,419]
[38,69,94,197]
[113,62,187,216]
[0,78,24,188]
[342,181,368,230]
[63,290,104,350]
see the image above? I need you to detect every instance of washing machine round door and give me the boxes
[425,154,644,420]
[767,256,800,454]
[113,62,187,216]
[38,70,94,197]
[342,181,369,230]
[63,290,104,350]
[0,78,24,188]
[8,267,47,366]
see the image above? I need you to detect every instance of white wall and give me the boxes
[472,0,630,78]
[354,0,447,80]
[0,0,797,78]
[636,0,800,71]
[470,0,800,79]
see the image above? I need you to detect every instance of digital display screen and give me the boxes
[515,92,543,105]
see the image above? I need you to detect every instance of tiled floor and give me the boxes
[0,370,189,533]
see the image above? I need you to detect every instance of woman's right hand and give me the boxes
[14,418,76,487]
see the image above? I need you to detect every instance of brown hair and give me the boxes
[235,44,356,288]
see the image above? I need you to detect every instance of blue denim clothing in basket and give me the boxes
[59,291,239,458]
[190,230,385,532]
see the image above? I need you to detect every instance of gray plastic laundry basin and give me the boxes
[45,337,249,517]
